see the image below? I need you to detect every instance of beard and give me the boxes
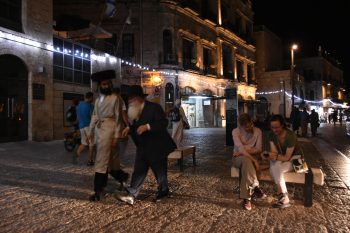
[100,87,112,95]
[128,102,142,121]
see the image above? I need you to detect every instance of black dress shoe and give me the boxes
[89,192,101,202]
[155,190,172,202]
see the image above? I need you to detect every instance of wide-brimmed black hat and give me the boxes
[91,70,115,82]
[127,85,147,98]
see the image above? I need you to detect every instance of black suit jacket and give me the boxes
[130,101,176,159]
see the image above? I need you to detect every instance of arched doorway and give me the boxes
[0,55,28,142]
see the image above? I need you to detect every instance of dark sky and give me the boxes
[252,0,350,83]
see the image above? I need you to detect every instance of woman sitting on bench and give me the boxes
[264,114,301,209]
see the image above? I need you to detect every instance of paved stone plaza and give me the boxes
[0,128,349,233]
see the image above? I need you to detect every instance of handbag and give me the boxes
[276,136,308,173]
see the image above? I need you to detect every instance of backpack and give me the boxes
[170,107,180,122]
[66,106,77,122]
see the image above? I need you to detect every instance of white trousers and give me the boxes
[269,160,293,193]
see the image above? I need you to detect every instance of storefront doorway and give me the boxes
[0,55,28,142]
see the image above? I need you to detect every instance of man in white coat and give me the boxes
[88,70,128,201]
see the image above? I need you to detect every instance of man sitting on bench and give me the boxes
[232,113,266,211]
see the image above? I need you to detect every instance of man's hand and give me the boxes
[137,124,149,135]
[253,159,260,171]
[111,138,118,147]
[121,127,130,137]
[233,151,242,157]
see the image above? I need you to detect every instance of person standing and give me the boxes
[232,113,266,211]
[265,114,301,208]
[309,109,319,137]
[76,91,95,165]
[117,85,177,205]
[87,70,128,201]
[300,108,309,137]
[289,106,301,136]
[171,99,190,148]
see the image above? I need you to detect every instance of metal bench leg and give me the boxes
[179,157,184,171]
[304,169,313,207]
[192,150,196,167]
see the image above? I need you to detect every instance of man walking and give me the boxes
[118,85,177,205]
[88,70,129,201]
[76,91,95,165]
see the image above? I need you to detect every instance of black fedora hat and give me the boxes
[91,70,115,82]
[127,85,147,98]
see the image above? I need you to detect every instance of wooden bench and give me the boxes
[231,166,325,207]
[168,146,196,171]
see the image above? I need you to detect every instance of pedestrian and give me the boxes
[300,108,309,137]
[339,111,343,126]
[110,87,130,190]
[170,99,190,148]
[76,91,95,165]
[117,85,177,205]
[232,113,266,211]
[289,106,301,136]
[66,98,80,130]
[310,109,319,137]
[87,70,129,202]
[265,114,302,208]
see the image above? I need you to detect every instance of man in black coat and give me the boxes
[118,85,177,205]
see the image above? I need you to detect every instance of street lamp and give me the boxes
[291,44,298,108]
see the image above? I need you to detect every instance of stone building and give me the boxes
[104,0,257,127]
[0,0,120,142]
[254,25,304,120]
[296,49,346,120]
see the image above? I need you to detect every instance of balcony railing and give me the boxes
[183,58,199,71]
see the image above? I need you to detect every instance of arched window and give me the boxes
[181,86,196,95]
[202,89,213,96]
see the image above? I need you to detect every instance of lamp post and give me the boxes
[291,44,298,108]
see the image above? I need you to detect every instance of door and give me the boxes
[0,55,28,142]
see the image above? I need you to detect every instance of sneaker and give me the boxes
[252,186,267,200]
[117,194,135,206]
[242,199,252,211]
[272,193,291,209]
[87,160,95,166]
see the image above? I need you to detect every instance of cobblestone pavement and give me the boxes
[0,128,350,233]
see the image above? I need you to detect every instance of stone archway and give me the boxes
[0,54,28,142]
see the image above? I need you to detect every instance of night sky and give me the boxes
[252,0,350,86]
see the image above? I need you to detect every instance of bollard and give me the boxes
[304,168,313,207]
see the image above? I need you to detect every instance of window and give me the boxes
[247,64,254,84]
[222,44,233,79]
[0,0,22,32]
[53,37,91,85]
[236,60,244,82]
[183,39,197,70]
[203,47,216,75]
[163,30,174,64]
[122,33,134,59]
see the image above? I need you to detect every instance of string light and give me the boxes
[257,89,348,108]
